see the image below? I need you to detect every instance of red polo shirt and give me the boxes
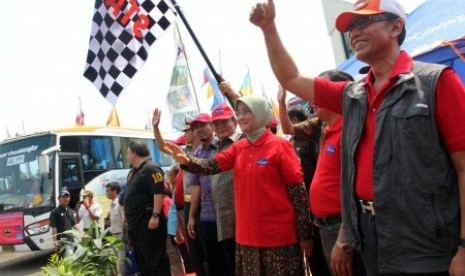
[214,130,303,247]
[315,51,465,200]
[310,118,343,217]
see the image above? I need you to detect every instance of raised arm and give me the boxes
[277,85,295,135]
[152,108,170,154]
[250,0,315,103]
[219,81,241,107]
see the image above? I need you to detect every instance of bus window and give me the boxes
[112,137,124,169]
[61,162,81,190]
[79,137,115,170]
[119,138,130,168]
[60,157,83,209]
[152,141,173,168]
[0,135,56,210]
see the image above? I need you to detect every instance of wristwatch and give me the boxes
[152,212,160,218]
[459,238,465,248]
[336,240,352,253]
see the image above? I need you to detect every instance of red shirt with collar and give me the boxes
[314,51,465,200]
[310,118,343,217]
[214,130,303,247]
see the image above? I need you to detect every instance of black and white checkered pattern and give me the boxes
[84,0,175,105]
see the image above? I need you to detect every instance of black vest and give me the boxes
[341,62,459,273]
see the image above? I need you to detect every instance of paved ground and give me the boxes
[0,251,52,275]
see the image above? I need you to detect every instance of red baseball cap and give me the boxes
[190,113,212,128]
[267,118,278,129]
[212,104,235,122]
[175,135,186,146]
[335,0,406,32]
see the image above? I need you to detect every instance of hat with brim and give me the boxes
[267,118,278,129]
[175,135,186,146]
[183,123,192,132]
[82,190,94,197]
[59,190,70,197]
[335,0,406,32]
[183,114,195,132]
[190,113,212,128]
[212,104,235,122]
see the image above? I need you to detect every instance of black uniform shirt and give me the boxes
[49,205,76,240]
[124,159,165,227]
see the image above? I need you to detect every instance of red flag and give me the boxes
[75,97,85,126]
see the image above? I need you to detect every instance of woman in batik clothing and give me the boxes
[165,95,312,276]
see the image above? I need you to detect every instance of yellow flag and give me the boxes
[106,106,120,127]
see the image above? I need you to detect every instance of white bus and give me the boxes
[0,126,176,252]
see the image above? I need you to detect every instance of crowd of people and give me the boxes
[50,0,465,275]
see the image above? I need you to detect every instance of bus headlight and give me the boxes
[25,219,50,236]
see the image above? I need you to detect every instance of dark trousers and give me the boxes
[358,208,448,276]
[318,222,366,276]
[310,224,332,276]
[184,201,208,276]
[201,221,230,276]
[129,212,170,276]
[220,238,236,276]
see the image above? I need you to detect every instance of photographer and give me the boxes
[76,190,102,238]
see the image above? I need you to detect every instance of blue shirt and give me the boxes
[190,138,218,222]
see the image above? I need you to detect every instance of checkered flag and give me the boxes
[84,0,176,105]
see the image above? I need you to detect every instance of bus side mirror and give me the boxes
[39,155,50,175]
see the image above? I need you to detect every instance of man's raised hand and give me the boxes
[249,0,276,30]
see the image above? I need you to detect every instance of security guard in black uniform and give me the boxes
[123,139,170,276]
[49,190,80,257]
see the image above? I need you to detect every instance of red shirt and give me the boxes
[214,130,303,247]
[315,51,465,200]
[174,170,184,208]
[310,118,343,217]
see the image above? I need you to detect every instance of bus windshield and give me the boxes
[0,135,56,212]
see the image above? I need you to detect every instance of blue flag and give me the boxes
[203,67,224,110]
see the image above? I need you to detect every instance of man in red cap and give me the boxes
[188,113,232,275]
[251,0,465,274]
[209,103,242,276]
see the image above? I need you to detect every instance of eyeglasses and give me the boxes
[347,14,392,32]
[235,109,252,117]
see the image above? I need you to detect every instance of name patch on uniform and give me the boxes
[326,144,336,155]
[257,158,269,166]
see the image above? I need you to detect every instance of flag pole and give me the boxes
[21,117,26,134]
[169,0,235,107]
[175,22,201,113]
[218,50,223,76]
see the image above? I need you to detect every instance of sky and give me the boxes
[0,0,424,141]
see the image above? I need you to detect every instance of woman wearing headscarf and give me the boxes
[165,95,312,276]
